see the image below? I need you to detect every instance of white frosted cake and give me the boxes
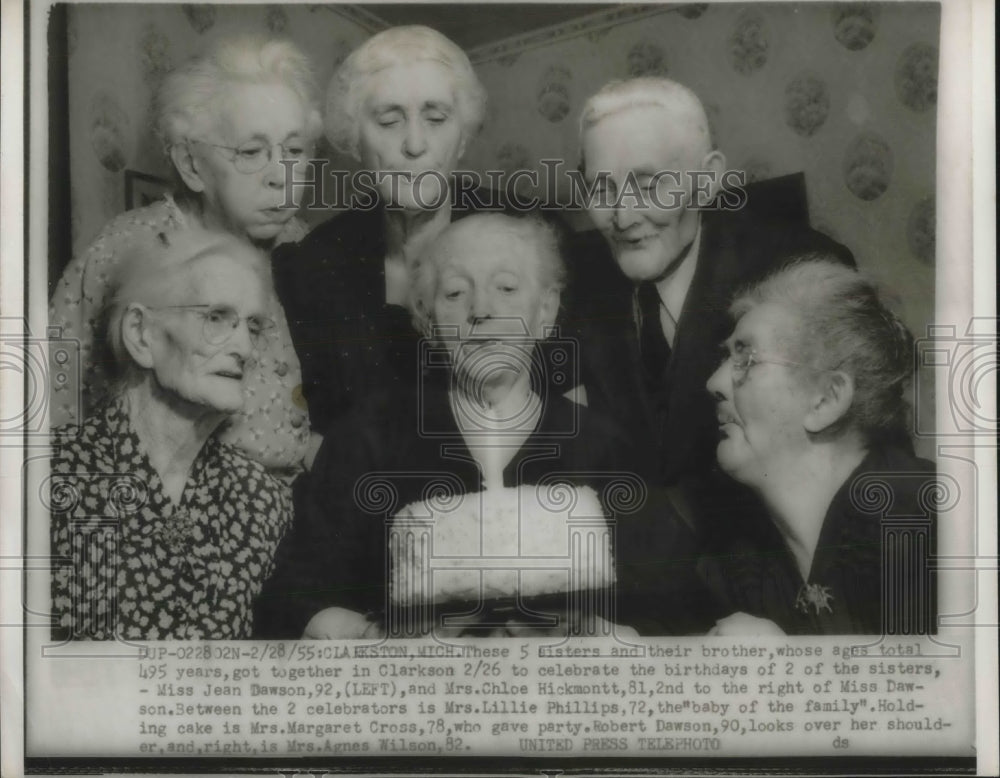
[389,485,614,606]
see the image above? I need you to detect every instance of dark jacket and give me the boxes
[565,207,855,492]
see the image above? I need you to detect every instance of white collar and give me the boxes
[654,218,702,323]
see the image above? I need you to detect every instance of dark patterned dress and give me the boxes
[50,398,292,640]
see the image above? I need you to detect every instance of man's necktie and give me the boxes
[636,282,672,383]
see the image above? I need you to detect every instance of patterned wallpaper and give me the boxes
[66,3,939,456]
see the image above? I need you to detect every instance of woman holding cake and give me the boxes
[255,213,637,639]
[701,258,936,635]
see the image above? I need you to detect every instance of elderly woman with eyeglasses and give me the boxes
[271,26,495,441]
[698,257,936,635]
[49,36,321,474]
[50,229,291,640]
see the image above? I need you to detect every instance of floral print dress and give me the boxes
[50,398,292,640]
[49,195,311,473]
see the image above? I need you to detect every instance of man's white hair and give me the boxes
[578,77,714,168]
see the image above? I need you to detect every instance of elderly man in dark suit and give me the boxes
[570,77,854,494]
[566,77,854,632]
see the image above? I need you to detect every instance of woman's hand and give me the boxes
[606,620,640,639]
[302,607,383,639]
[707,612,785,637]
[502,615,639,638]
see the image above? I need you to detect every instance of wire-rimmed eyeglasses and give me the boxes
[145,304,276,349]
[189,137,313,175]
[717,345,825,385]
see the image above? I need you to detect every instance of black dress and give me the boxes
[253,379,647,638]
[271,205,422,435]
[696,445,938,635]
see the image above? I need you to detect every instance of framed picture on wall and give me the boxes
[124,169,170,210]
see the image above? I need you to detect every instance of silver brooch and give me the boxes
[157,510,197,548]
[795,583,835,615]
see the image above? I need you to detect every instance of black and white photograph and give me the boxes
[0,0,995,775]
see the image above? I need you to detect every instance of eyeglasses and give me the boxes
[145,304,276,349]
[189,138,313,174]
[717,346,815,385]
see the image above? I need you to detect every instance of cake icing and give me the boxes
[389,484,614,606]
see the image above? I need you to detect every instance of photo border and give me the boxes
[2,1,996,776]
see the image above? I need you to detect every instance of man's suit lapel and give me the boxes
[661,214,742,474]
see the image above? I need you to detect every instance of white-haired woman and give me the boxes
[50,36,322,473]
[271,25,491,437]
[701,258,936,635]
[51,229,291,640]
[256,214,634,639]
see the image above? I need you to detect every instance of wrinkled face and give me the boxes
[191,81,312,243]
[706,302,813,490]
[430,222,557,390]
[146,253,268,414]
[358,60,466,210]
[582,105,705,282]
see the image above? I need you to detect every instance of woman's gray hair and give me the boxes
[325,25,487,160]
[103,228,268,384]
[409,213,565,337]
[730,257,915,443]
[154,36,322,154]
